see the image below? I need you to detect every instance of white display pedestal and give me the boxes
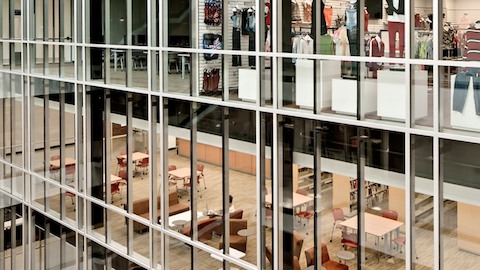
[238,69,258,102]
[295,60,341,109]
[377,69,428,120]
[450,75,480,131]
[331,78,377,115]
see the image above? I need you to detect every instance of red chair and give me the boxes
[136,157,149,178]
[295,189,313,230]
[116,157,127,173]
[110,182,121,202]
[118,170,128,196]
[330,208,346,242]
[320,243,349,270]
[168,165,179,191]
[341,231,358,249]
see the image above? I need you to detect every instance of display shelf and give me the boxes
[295,167,332,192]
[333,175,388,216]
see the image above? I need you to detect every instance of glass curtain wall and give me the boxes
[0,0,480,270]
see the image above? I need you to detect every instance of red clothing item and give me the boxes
[364,9,370,32]
[265,3,271,26]
[465,27,480,61]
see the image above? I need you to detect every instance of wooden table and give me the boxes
[339,212,403,255]
[120,152,149,162]
[265,192,313,209]
[49,157,76,168]
[168,168,201,180]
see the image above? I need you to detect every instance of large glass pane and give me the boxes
[440,64,480,135]
[441,139,480,269]
[413,135,433,270]
[164,51,194,95]
[166,0,191,48]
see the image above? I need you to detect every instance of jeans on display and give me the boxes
[452,69,480,115]
[232,28,241,66]
[388,21,405,58]
[248,30,255,67]
[347,28,359,77]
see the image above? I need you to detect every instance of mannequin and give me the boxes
[386,0,405,58]
[231,8,242,66]
[345,0,359,77]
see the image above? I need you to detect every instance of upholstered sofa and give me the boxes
[212,209,244,236]
[304,243,349,270]
[179,217,217,240]
[132,190,189,232]
[218,219,248,253]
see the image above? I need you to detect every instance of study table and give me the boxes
[168,167,201,181]
[120,152,149,162]
[49,157,76,168]
[264,192,313,209]
[339,212,403,255]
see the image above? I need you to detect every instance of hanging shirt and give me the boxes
[333,26,350,56]
[231,14,241,29]
[300,35,314,54]
[345,1,357,31]
[465,26,480,61]
[246,14,256,32]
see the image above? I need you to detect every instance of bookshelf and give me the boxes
[332,173,388,216]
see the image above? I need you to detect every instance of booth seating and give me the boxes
[212,209,244,236]
[132,190,189,233]
[180,218,217,240]
[218,219,248,253]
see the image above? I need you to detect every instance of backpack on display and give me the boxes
[203,33,222,60]
[204,0,222,26]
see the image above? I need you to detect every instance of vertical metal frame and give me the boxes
[160,97,168,269]
[126,92,134,254]
[221,106,230,268]
[189,101,198,267]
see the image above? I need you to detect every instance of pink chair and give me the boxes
[392,236,418,259]
[196,164,206,189]
[66,164,76,181]
[49,155,61,179]
[330,208,346,242]
[382,209,398,220]
[66,191,75,205]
